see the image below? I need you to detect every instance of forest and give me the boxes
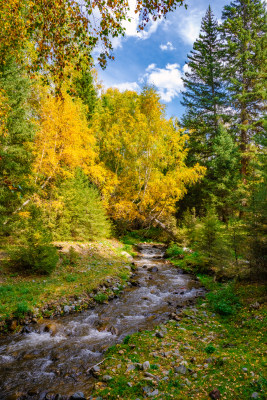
[0,0,266,399]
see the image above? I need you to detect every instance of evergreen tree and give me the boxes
[0,59,34,232]
[182,5,226,164]
[208,124,241,220]
[73,68,98,120]
[45,170,111,241]
[220,0,267,180]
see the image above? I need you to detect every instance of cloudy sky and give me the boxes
[95,0,230,120]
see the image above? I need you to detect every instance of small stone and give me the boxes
[185,379,192,386]
[142,361,150,371]
[193,373,197,378]
[91,365,100,373]
[251,393,259,399]
[209,389,221,399]
[242,367,248,372]
[70,392,86,400]
[126,364,136,372]
[156,331,165,338]
[148,389,159,397]
[102,375,112,382]
[205,358,213,364]
[63,305,70,313]
[250,302,260,309]
[174,365,187,374]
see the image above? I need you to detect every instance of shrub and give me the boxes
[61,247,81,267]
[14,301,30,318]
[94,293,108,303]
[166,243,184,258]
[207,284,240,316]
[9,205,59,275]
[10,243,59,275]
[205,344,216,354]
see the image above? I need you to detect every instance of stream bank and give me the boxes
[0,244,205,399]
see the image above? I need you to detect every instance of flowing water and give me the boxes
[0,244,205,399]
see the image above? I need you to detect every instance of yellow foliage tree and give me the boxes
[92,87,206,227]
[34,89,100,188]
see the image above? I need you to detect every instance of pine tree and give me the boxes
[182,5,226,165]
[208,124,241,220]
[45,170,111,241]
[220,0,267,180]
[73,68,98,120]
[0,59,34,232]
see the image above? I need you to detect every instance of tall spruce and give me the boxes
[220,0,267,180]
[182,5,226,165]
[0,59,34,231]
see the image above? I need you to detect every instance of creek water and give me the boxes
[0,244,205,400]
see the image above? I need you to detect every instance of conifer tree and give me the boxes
[0,59,34,231]
[182,5,226,165]
[220,0,267,180]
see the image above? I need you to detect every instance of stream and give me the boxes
[0,244,205,400]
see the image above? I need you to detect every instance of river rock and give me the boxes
[70,392,86,400]
[108,326,119,335]
[102,375,112,382]
[251,393,259,399]
[44,323,57,336]
[63,305,71,313]
[142,361,150,371]
[148,266,158,273]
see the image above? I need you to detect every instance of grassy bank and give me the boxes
[90,279,266,399]
[0,239,134,331]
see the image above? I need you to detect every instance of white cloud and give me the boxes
[146,63,157,71]
[142,63,184,102]
[160,41,175,51]
[177,8,204,44]
[182,63,191,74]
[112,81,141,92]
[122,0,161,39]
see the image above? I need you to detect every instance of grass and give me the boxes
[0,239,132,325]
[91,280,266,400]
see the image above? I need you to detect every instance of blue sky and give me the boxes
[95,0,229,120]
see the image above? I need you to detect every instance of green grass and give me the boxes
[0,239,132,325]
[91,281,266,400]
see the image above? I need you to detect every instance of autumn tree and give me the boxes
[0,0,185,84]
[33,88,100,189]
[92,87,205,230]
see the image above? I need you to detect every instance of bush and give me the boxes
[14,301,30,318]
[207,284,240,316]
[166,243,184,258]
[9,205,59,275]
[205,344,216,354]
[10,243,58,275]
